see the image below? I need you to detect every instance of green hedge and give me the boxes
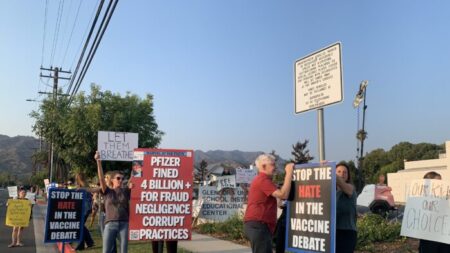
[196,213,403,250]
[356,214,403,250]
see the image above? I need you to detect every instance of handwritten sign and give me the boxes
[401,179,450,244]
[26,192,36,204]
[97,131,138,161]
[216,175,236,191]
[8,186,18,198]
[198,186,245,222]
[286,163,336,253]
[235,168,257,184]
[44,189,86,243]
[6,199,32,227]
[129,149,194,241]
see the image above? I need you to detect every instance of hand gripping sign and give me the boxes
[129,148,194,241]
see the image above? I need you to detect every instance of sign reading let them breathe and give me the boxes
[98,131,138,161]
[295,42,343,113]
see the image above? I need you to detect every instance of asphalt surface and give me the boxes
[0,188,36,253]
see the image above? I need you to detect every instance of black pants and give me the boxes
[419,239,450,253]
[274,208,287,253]
[152,241,177,253]
[244,221,272,253]
[336,229,357,253]
[76,213,95,250]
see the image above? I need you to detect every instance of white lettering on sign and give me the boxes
[150,157,181,167]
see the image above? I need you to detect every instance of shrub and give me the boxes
[196,214,246,242]
[357,214,402,249]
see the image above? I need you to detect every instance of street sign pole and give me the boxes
[295,42,342,162]
[318,108,325,161]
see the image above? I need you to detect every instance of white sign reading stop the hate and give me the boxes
[97,131,138,161]
[295,42,343,113]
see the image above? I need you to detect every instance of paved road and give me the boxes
[0,188,36,253]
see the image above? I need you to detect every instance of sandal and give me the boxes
[16,243,24,247]
[8,244,16,248]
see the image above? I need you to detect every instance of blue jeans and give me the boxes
[103,221,128,253]
[99,212,106,236]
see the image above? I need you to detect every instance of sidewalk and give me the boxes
[179,233,251,253]
[33,202,59,253]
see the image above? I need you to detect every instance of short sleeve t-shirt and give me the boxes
[103,187,131,223]
[244,173,278,234]
[336,190,357,231]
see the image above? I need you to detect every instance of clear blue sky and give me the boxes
[1,0,449,162]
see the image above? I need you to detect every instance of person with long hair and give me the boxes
[95,151,132,253]
[75,172,95,250]
[335,162,357,253]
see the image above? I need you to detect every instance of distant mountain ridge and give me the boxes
[0,134,287,180]
[194,149,287,169]
[0,134,40,180]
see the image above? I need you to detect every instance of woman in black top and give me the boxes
[335,162,357,253]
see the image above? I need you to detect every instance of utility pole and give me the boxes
[39,66,71,182]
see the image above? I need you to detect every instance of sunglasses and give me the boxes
[115,177,124,181]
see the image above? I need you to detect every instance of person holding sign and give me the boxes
[335,163,357,253]
[7,188,30,248]
[418,171,450,253]
[74,172,95,251]
[244,154,294,253]
[95,151,132,253]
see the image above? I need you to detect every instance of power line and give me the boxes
[61,0,83,67]
[57,0,74,67]
[49,0,65,67]
[69,0,119,101]
[40,0,49,67]
[69,0,100,71]
[66,0,106,94]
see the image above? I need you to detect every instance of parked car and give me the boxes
[357,184,396,216]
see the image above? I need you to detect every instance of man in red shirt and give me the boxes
[244,154,294,253]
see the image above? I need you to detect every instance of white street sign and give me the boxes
[295,42,343,113]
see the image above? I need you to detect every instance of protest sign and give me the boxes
[97,131,138,161]
[235,168,257,184]
[6,199,32,227]
[129,148,194,241]
[26,192,36,204]
[401,179,450,244]
[198,186,245,222]
[286,163,336,253]
[44,179,50,186]
[44,188,86,243]
[216,175,236,191]
[8,186,17,198]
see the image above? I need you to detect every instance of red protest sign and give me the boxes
[128,148,194,241]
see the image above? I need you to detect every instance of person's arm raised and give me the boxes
[336,176,354,197]
[272,163,294,199]
[95,151,107,194]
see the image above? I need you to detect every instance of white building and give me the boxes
[388,141,450,203]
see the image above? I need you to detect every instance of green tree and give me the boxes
[195,160,208,182]
[30,84,164,178]
[291,140,314,164]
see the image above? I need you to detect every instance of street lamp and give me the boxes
[354,80,368,193]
